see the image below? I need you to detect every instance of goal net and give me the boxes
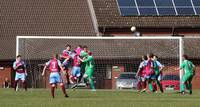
[17,36,181,89]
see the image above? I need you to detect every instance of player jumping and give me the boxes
[175,54,196,95]
[60,44,72,85]
[42,54,69,98]
[79,45,88,82]
[145,53,156,92]
[13,55,28,91]
[153,55,164,93]
[80,51,96,91]
[70,51,82,88]
[136,55,147,92]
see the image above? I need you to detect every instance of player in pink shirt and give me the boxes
[145,53,156,92]
[70,51,81,84]
[136,55,147,92]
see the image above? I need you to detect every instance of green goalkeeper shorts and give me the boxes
[182,73,193,83]
[84,68,94,78]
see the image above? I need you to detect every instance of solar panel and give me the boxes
[192,0,200,6]
[174,0,192,6]
[176,8,195,15]
[157,8,176,15]
[155,0,176,15]
[117,0,138,16]
[136,0,157,15]
[174,0,194,15]
[117,0,197,16]
[195,8,200,14]
[139,8,157,15]
[118,0,135,6]
[192,0,200,15]
[136,0,154,6]
[155,0,173,6]
[120,7,138,16]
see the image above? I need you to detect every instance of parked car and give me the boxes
[115,72,138,89]
[161,74,180,91]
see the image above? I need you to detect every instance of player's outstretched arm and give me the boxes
[25,69,28,76]
[175,67,181,71]
[42,65,47,76]
[59,66,65,74]
[79,57,84,62]
[192,64,196,76]
[136,67,142,77]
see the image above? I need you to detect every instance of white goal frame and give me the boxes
[16,36,183,80]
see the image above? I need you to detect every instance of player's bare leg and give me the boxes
[51,84,56,98]
[14,80,19,91]
[60,83,69,97]
[65,70,70,85]
[22,80,27,91]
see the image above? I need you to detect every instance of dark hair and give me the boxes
[142,55,147,60]
[65,44,71,48]
[183,54,188,60]
[83,45,88,49]
[78,45,82,48]
[154,55,158,59]
[73,50,77,53]
[148,53,154,58]
[52,53,59,59]
[88,51,92,55]
[17,55,21,58]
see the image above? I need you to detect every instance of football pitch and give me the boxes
[0,89,200,107]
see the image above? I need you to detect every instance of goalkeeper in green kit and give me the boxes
[80,51,96,91]
[176,55,196,95]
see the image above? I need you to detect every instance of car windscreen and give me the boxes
[118,74,136,79]
[162,75,180,80]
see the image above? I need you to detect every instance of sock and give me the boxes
[66,73,70,84]
[84,77,88,83]
[89,79,95,90]
[180,83,185,92]
[61,85,67,96]
[23,81,27,91]
[156,80,163,92]
[153,82,157,92]
[188,83,192,93]
[148,82,153,92]
[14,80,19,91]
[137,81,142,91]
[142,81,147,89]
[51,86,55,98]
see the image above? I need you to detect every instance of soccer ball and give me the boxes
[130,26,136,32]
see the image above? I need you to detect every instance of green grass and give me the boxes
[0,88,200,107]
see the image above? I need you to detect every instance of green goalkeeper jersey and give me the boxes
[80,51,88,58]
[180,60,195,75]
[84,56,95,70]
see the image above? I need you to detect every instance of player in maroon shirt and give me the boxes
[13,55,28,91]
[42,54,69,98]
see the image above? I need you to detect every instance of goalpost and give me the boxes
[16,36,183,88]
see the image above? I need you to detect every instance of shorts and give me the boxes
[15,72,26,81]
[72,66,81,77]
[62,59,70,69]
[182,73,193,83]
[49,72,62,84]
[138,76,146,82]
[145,74,156,80]
[84,68,94,79]
[156,74,163,81]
